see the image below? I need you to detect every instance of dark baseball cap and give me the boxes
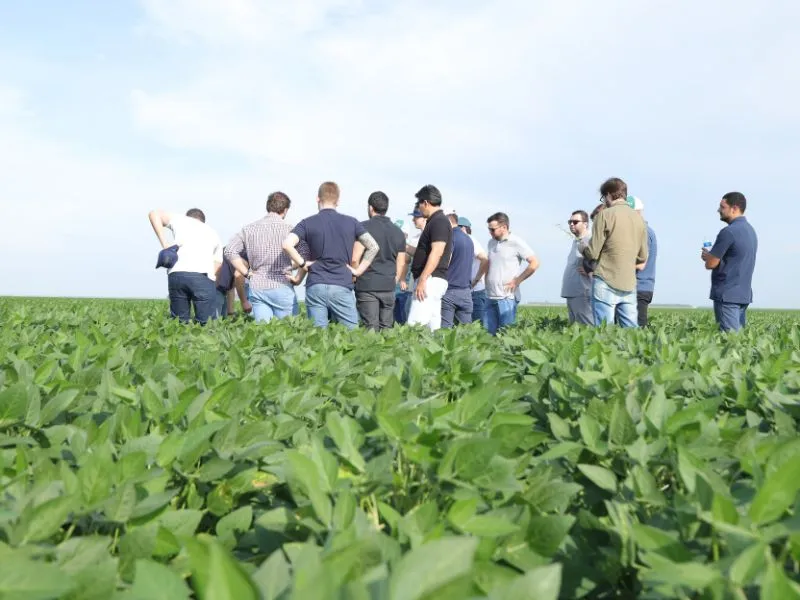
[155,244,179,269]
[409,208,424,218]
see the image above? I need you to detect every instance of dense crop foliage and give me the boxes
[1,297,800,599]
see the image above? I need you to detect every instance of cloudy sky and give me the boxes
[1,1,798,308]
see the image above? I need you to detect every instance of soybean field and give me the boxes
[1,297,800,599]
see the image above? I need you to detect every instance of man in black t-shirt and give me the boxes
[352,191,407,330]
[406,184,453,330]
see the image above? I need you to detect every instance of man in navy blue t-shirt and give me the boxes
[283,182,379,329]
[701,191,758,332]
[441,212,476,328]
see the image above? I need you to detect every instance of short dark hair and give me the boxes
[571,210,589,223]
[266,191,291,214]
[462,225,472,235]
[415,184,442,206]
[722,191,747,213]
[599,177,628,201]
[368,191,389,215]
[186,208,206,222]
[318,181,340,203]
[590,204,605,221]
[487,212,509,227]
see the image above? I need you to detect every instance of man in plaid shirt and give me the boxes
[225,191,308,323]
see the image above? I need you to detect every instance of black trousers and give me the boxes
[356,290,396,331]
[637,290,653,327]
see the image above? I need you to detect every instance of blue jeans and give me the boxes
[215,288,229,318]
[248,285,296,323]
[714,301,748,332]
[471,290,488,326]
[592,276,637,328]
[486,297,517,335]
[441,288,473,329]
[394,292,411,325]
[305,284,358,329]
[167,272,218,324]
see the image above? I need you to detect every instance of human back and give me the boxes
[299,210,364,289]
[591,202,647,291]
[168,212,222,279]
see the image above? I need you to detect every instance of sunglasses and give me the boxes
[567,220,585,225]
[488,226,502,232]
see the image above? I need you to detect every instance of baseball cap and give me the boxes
[155,244,179,269]
[409,208,424,218]
[457,216,471,227]
[394,219,411,236]
[626,195,644,210]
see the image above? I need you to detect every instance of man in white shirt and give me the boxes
[485,212,539,335]
[149,208,223,324]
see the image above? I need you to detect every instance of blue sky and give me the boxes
[1,0,798,308]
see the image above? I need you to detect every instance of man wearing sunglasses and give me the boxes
[485,212,539,335]
[561,210,593,325]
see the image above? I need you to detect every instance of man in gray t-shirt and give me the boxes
[485,212,539,335]
[560,209,593,325]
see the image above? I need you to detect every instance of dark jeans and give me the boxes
[356,290,396,331]
[714,301,748,332]
[471,290,488,326]
[637,290,653,327]
[168,272,218,324]
[441,287,473,329]
[394,291,411,325]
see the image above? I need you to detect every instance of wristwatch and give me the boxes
[299,259,307,269]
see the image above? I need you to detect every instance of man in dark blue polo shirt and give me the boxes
[701,191,758,332]
[441,212,476,328]
[283,181,379,329]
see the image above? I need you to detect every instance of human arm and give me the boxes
[582,215,606,260]
[283,231,314,271]
[351,240,365,269]
[395,250,408,285]
[414,241,447,300]
[233,268,251,313]
[347,232,379,277]
[472,253,488,288]
[505,254,540,292]
[148,209,173,249]
[702,230,729,270]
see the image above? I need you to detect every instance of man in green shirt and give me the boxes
[582,178,648,327]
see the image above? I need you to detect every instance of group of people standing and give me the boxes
[148,177,757,334]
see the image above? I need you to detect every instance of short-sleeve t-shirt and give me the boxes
[166,214,223,281]
[709,216,758,304]
[410,210,453,280]
[485,233,535,299]
[356,216,406,293]
[446,227,476,289]
[292,209,366,290]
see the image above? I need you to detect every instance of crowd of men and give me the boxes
[148,178,758,334]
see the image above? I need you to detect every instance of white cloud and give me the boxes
[2,0,800,307]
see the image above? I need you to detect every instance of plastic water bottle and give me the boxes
[703,240,713,250]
